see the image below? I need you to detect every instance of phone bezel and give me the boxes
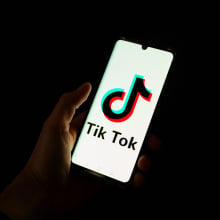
[71,37,176,187]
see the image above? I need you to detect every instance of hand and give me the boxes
[0,82,162,220]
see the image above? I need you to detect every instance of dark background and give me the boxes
[0,10,189,219]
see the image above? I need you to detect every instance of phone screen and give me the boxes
[71,39,174,183]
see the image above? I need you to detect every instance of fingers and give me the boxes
[133,172,147,188]
[134,134,162,188]
[133,155,151,188]
[137,155,151,173]
[147,134,162,151]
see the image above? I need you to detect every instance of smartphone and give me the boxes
[71,39,174,184]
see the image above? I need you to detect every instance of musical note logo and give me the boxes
[101,74,152,122]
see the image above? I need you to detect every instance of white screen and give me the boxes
[72,40,173,183]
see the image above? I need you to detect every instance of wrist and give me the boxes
[0,167,54,220]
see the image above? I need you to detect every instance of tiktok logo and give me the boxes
[101,74,152,122]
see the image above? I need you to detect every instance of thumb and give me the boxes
[50,82,92,126]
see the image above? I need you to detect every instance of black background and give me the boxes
[0,8,190,219]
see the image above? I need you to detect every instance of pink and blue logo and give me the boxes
[101,74,152,122]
